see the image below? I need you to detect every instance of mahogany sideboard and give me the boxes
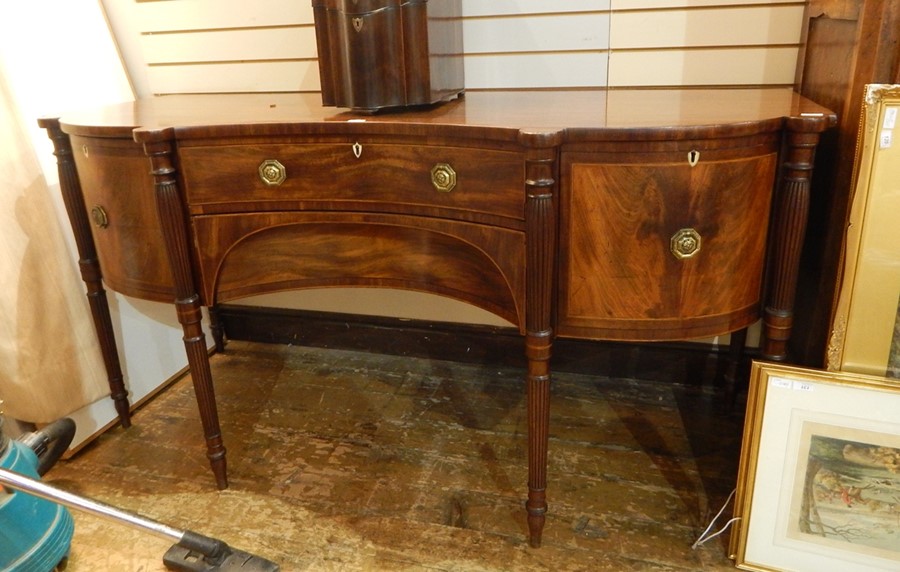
[41,89,835,547]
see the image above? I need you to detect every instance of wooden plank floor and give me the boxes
[46,341,745,570]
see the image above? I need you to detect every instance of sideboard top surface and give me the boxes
[58,89,835,142]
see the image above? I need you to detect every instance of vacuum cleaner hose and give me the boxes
[18,417,76,476]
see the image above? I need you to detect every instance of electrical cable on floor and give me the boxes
[692,488,740,549]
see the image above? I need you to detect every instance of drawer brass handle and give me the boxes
[90,205,109,229]
[670,228,701,259]
[258,159,286,186]
[431,163,457,193]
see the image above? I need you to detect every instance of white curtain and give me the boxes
[0,71,109,423]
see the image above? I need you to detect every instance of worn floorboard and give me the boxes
[46,341,745,571]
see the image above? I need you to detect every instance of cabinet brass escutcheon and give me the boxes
[431,163,456,192]
[670,228,701,259]
[90,205,109,229]
[258,159,286,186]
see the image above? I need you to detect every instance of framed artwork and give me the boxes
[828,84,900,378]
[730,361,900,571]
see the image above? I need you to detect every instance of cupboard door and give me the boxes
[70,135,175,302]
[558,148,778,340]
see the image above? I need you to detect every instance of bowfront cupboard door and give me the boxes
[70,135,175,302]
[557,134,780,341]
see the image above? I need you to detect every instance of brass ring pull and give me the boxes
[258,159,286,186]
[670,228,701,259]
[90,205,109,229]
[431,163,456,193]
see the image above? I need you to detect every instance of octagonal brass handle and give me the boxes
[258,159,286,186]
[670,228,701,259]
[90,205,109,229]
[431,163,456,193]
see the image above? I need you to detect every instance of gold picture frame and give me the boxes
[827,84,900,378]
[730,361,900,571]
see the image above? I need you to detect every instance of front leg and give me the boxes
[525,332,552,547]
[141,134,227,490]
[523,137,559,547]
[762,119,829,361]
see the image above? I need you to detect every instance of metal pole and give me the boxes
[0,467,184,543]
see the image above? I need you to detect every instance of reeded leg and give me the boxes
[82,263,132,427]
[177,295,228,489]
[40,118,131,428]
[142,135,227,489]
[526,332,552,547]
[523,138,560,547]
[762,119,830,361]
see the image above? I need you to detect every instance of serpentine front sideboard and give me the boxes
[41,89,835,547]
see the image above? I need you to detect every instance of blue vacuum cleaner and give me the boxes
[0,417,75,571]
[0,417,279,571]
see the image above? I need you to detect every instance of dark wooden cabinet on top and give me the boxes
[41,89,835,548]
[312,0,465,111]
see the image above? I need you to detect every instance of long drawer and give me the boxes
[178,141,525,226]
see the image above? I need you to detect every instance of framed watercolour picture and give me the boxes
[730,361,900,572]
[828,84,900,378]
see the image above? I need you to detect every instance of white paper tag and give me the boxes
[771,377,792,390]
[770,376,814,392]
[883,106,898,129]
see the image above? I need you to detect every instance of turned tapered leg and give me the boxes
[40,118,131,428]
[142,134,227,489]
[762,119,830,361]
[523,138,559,547]
[525,333,552,547]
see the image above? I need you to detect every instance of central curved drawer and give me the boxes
[191,211,526,329]
[178,142,525,226]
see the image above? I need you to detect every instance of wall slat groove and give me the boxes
[612,43,802,53]
[461,11,610,21]
[142,24,314,35]
[611,2,806,13]
[466,50,610,57]
[148,59,317,67]
[611,0,801,8]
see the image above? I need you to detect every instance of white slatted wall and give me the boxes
[102,0,806,97]
[609,0,804,87]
